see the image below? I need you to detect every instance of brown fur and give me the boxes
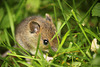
[15,14,59,54]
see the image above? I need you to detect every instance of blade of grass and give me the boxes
[71,0,97,45]
[57,30,70,53]
[71,10,92,59]
[72,0,76,10]
[12,58,20,67]
[65,46,88,53]
[85,28,100,41]
[51,22,65,41]
[61,55,68,66]
[31,60,41,67]
[8,53,34,59]
[66,53,89,60]
[4,29,11,47]
[2,61,9,67]
[57,0,70,30]
[86,50,92,59]
[67,42,73,52]
[35,34,41,58]
[4,34,30,61]
[1,42,16,57]
[96,27,99,35]
[80,0,98,24]
[17,61,34,67]
[36,48,50,67]
[71,10,91,45]
[74,43,88,59]
[38,49,46,64]
[52,48,90,62]
[76,0,85,8]
[53,3,57,23]
[8,32,31,57]
[63,0,72,9]
[15,0,25,20]
[0,56,9,63]
[51,14,72,41]
[50,63,63,67]
[51,30,70,62]
[1,56,12,67]
[4,1,15,39]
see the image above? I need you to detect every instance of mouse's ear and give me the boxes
[29,21,40,33]
[45,13,53,22]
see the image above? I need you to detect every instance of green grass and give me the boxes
[0,0,100,67]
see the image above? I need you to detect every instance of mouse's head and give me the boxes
[28,14,59,52]
[16,14,60,54]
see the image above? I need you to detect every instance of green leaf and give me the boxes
[85,28,100,41]
[26,0,40,13]
[0,15,10,29]
[0,8,4,22]
[0,30,6,44]
[92,3,100,17]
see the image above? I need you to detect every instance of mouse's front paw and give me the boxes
[43,54,53,61]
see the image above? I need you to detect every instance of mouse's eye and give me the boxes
[43,39,49,45]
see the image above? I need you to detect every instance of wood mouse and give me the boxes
[15,14,59,56]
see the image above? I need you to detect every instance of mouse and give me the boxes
[15,14,59,57]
